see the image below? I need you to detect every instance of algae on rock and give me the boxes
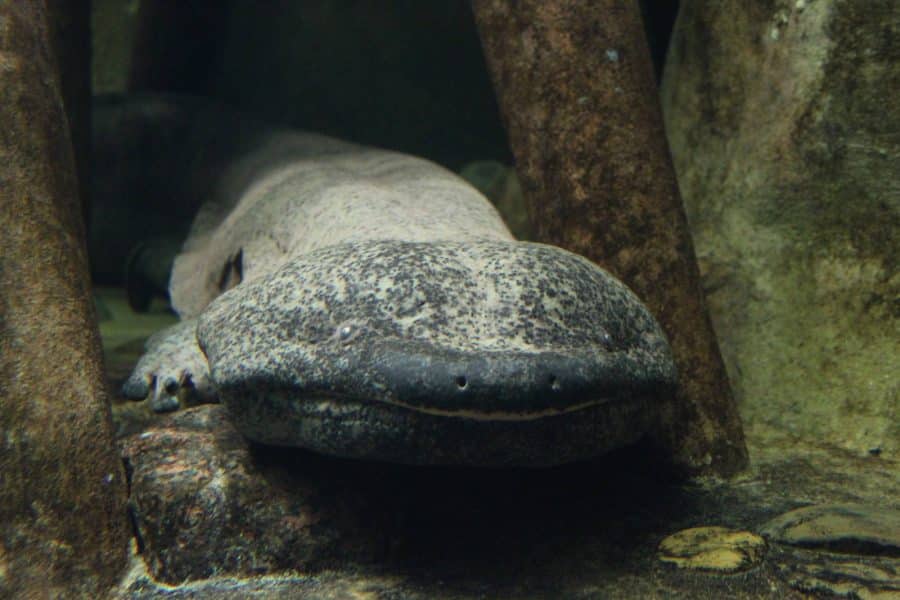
[662,0,900,455]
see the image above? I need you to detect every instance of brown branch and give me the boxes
[0,2,130,596]
[472,0,748,476]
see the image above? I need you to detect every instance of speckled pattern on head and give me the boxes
[121,95,676,466]
[198,240,675,465]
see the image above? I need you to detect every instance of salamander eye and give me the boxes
[217,248,244,292]
[333,320,365,345]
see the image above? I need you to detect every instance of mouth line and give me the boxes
[378,396,612,421]
[299,392,615,422]
[222,383,658,466]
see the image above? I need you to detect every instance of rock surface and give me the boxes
[111,393,899,598]
[761,504,900,557]
[759,501,900,598]
[773,556,900,599]
[658,526,766,573]
[104,301,899,598]
[121,406,383,584]
[662,0,900,456]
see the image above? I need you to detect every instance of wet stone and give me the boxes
[775,557,900,600]
[762,504,900,598]
[658,526,766,573]
[657,526,767,573]
[121,405,383,584]
[117,571,409,600]
[761,504,900,557]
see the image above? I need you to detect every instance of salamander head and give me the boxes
[197,239,676,466]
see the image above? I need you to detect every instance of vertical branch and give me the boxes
[0,2,130,597]
[472,0,747,476]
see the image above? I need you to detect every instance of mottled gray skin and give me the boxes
[199,241,674,465]
[120,94,676,465]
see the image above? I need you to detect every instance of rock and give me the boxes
[761,504,900,557]
[658,526,766,573]
[121,405,383,584]
[775,558,900,600]
[762,504,900,598]
[662,0,900,455]
[117,572,411,600]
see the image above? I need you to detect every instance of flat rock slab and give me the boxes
[117,572,410,600]
[658,526,767,573]
[761,504,900,557]
[113,402,900,598]
[773,555,900,600]
[656,514,900,597]
[121,406,383,584]
[760,503,900,598]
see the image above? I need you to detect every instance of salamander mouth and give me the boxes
[370,396,611,421]
[220,386,659,467]
[211,340,675,466]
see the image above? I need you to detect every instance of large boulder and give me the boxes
[662,0,899,455]
[121,406,384,584]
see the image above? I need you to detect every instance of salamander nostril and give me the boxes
[455,376,468,390]
[548,374,561,391]
[600,330,615,349]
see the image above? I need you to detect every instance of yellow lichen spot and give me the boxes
[658,526,767,573]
